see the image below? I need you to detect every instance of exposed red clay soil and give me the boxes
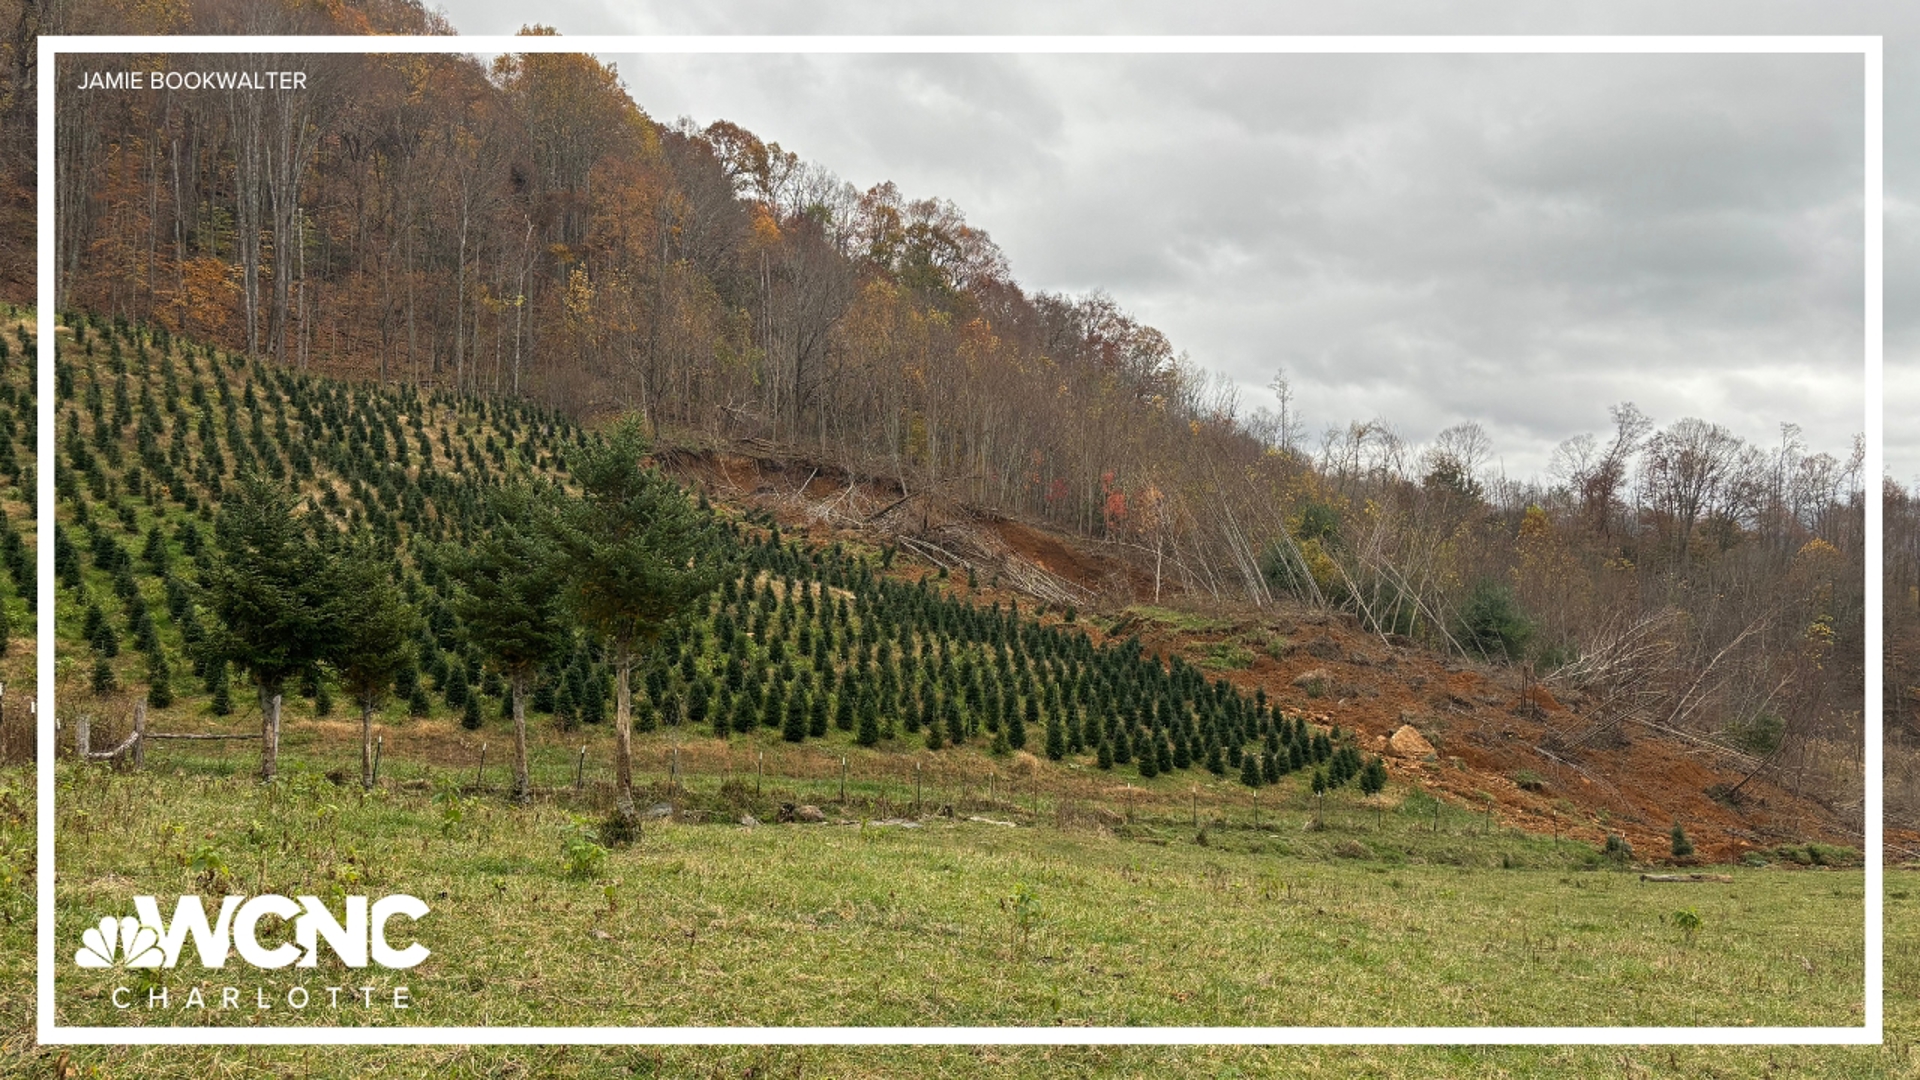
[660,445,1866,865]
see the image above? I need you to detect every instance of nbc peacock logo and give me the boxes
[74,915,165,968]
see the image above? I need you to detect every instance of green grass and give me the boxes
[1121,605,1235,634]
[44,758,1862,1030]
[7,758,1907,1076]
[1200,641,1257,671]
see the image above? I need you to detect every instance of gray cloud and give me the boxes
[439,1,1899,482]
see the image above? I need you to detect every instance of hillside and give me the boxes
[31,309,1862,864]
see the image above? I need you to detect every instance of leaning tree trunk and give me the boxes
[258,687,281,782]
[510,672,530,803]
[614,654,634,811]
[360,700,376,790]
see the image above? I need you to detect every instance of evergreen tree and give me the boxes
[1044,712,1065,761]
[783,688,808,743]
[809,688,829,737]
[1359,756,1388,796]
[1670,821,1694,858]
[325,538,419,789]
[446,486,567,801]
[443,662,471,710]
[1097,739,1113,770]
[856,697,880,747]
[461,692,483,731]
[200,471,335,781]
[547,419,735,815]
[944,696,965,747]
[1239,750,1262,788]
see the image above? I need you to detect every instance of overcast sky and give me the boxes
[430,1,1911,486]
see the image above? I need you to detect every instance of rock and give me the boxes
[644,802,674,819]
[1389,724,1436,759]
[738,814,760,827]
[589,928,612,941]
[794,804,826,823]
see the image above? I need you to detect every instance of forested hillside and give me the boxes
[3,0,1875,829]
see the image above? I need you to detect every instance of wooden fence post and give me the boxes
[74,715,89,760]
[373,735,383,785]
[131,700,146,769]
[476,743,486,790]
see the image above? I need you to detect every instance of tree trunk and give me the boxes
[360,700,376,789]
[511,672,530,803]
[614,654,634,811]
[259,687,281,781]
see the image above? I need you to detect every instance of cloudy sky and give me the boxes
[432,1,1910,486]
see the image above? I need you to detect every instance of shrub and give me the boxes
[1455,580,1534,661]
[1512,769,1546,792]
[561,816,609,879]
[1670,821,1694,858]
[1726,711,1784,756]
[1603,833,1633,862]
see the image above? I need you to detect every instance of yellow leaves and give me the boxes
[563,267,594,319]
[1518,505,1553,540]
[1794,537,1841,565]
[750,206,782,247]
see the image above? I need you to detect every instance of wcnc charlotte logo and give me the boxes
[72,894,429,1014]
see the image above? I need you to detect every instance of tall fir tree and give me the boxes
[548,420,734,815]
[446,486,567,801]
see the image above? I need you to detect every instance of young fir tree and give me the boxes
[1359,756,1388,796]
[1044,712,1066,761]
[548,419,734,816]
[783,688,809,743]
[856,696,881,747]
[1198,737,1228,772]
[446,487,567,802]
[1239,749,1262,788]
[145,649,173,709]
[1138,739,1159,779]
[325,538,418,789]
[1670,821,1694,858]
[809,685,830,737]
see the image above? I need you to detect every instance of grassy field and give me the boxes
[1,744,1901,1075]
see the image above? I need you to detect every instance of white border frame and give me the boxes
[35,33,1883,1048]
